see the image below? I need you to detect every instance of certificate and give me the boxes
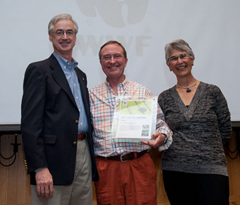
[111,96,157,142]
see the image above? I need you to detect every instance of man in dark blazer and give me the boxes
[21,13,98,205]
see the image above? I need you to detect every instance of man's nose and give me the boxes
[62,32,68,39]
[109,56,116,63]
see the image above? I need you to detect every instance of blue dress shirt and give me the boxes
[53,53,88,133]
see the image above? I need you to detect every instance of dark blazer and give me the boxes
[21,54,98,185]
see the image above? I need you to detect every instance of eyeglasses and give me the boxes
[52,29,76,37]
[169,53,187,62]
[101,54,123,61]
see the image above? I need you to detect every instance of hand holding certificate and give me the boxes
[141,132,167,148]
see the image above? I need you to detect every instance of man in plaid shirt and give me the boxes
[89,40,172,205]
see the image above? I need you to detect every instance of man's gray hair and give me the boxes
[48,13,78,34]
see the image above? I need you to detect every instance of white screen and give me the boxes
[0,0,239,124]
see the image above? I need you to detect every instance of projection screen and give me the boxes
[0,0,240,124]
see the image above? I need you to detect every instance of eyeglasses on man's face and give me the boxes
[52,29,76,37]
[101,54,123,61]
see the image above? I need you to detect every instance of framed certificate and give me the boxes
[111,95,157,142]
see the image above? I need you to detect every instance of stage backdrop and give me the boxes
[0,0,239,124]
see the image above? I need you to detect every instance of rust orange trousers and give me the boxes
[94,153,157,205]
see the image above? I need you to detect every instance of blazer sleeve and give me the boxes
[21,63,48,174]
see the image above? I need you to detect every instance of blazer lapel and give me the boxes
[49,55,77,108]
[75,68,90,116]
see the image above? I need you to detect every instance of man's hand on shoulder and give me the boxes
[35,168,54,200]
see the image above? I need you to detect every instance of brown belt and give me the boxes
[97,150,148,162]
[77,132,87,140]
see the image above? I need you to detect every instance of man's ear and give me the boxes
[49,33,52,42]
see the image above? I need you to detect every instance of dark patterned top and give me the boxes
[158,82,231,176]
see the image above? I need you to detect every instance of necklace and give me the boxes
[177,80,197,93]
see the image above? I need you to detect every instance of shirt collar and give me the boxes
[105,75,128,87]
[53,52,78,70]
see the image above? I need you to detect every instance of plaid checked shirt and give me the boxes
[89,78,172,157]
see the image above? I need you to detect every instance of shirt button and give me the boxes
[75,120,79,124]
[73,141,77,145]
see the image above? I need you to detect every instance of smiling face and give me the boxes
[49,19,76,61]
[167,49,195,78]
[100,43,128,83]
